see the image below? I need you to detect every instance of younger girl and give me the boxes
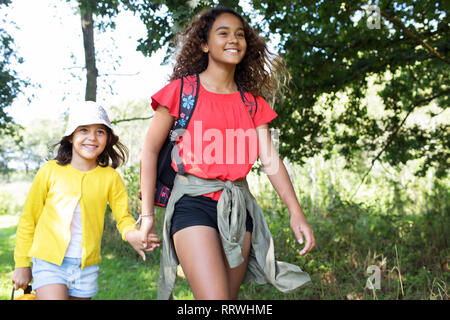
[12,101,159,300]
[140,7,315,299]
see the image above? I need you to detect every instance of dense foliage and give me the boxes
[251,0,449,178]
[0,0,27,174]
[0,0,23,134]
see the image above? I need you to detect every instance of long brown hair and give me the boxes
[170,7,288,100]
[52,126,128,169]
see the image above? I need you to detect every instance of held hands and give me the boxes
[290,213,315,256]
[12,267,32,290]
[125,226,160,261]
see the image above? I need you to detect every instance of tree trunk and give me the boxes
[80,6,97,102]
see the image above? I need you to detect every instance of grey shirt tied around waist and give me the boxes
[157,174,311,299]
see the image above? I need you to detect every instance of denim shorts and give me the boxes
[32,257,99,298]
[170,195,254,237]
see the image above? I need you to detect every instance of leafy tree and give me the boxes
[0,0,29,174]
[132,0,241,57]
[250,0,449,178]
[74,0,242,101]
[76,0,124,101]
[0,0,28,136]
[79,1,98,101]
[72,0,144,101]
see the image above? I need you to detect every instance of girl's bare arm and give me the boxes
[256,124,315,255]
[139,106,174,246]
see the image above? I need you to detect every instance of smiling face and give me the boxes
[201,12,247,67]
[70,124,108,168]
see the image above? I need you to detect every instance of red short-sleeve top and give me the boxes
[151,78,277,200]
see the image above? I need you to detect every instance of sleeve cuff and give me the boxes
[121,225,137,241]
[15,257,32,268]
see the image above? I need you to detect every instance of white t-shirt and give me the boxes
[65,202,82,258]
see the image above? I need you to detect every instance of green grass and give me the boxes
[94,253,159,300]
[0,215,19,300]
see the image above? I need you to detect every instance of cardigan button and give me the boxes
[232,236,237,242]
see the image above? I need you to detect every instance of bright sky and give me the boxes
[2,0,172,126]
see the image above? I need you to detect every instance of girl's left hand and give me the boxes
[139,215,159,251]
[290,214,315,256]
[125,230,160,261]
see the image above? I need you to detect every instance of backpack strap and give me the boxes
[174,75,200,131]
[171,75,200,175]
[237,83,258,119]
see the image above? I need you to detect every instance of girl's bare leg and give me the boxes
[173,226,252,300]
[173,225,230,299]
[36,284,68,300]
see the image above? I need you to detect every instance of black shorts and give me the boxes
[170,195,254,237]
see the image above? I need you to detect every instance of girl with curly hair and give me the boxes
[140,7,315,299]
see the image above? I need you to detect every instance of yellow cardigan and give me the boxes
[14,160,137,269]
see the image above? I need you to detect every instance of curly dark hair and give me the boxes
[170,7,287,99]
[52,126,128,169]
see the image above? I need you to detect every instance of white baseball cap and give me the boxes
[64,101,113,136]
